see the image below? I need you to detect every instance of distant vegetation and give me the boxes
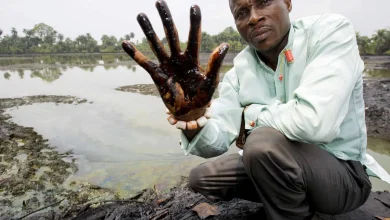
[0,23,389,55]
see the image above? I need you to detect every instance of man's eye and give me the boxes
[236,10,248,19]
[258,0,271,5]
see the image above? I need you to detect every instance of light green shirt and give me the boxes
[180,14,390,184]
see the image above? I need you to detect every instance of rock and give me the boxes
[23,197,40,211]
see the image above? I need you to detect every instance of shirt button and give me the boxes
[278,74,283,81]
[249,121,256,127]
[179,139,182,145]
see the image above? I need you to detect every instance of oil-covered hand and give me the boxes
[122,0,229,121]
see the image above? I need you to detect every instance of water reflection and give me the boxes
[368,137,390,156]
[17,69,24,79]
[1,58,139,83]
[0,54,132,67]
[364,68,390,78]
[31,68,62,82]
[3,72,10,79]
[1,55,389,80]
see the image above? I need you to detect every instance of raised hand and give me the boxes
[122,0,229,121]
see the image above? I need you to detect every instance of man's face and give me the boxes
[230,0,292,53]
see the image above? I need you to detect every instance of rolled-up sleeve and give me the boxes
[180,69,243,158]
[251,16,364,143]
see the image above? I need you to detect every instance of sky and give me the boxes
[1,0,389,42]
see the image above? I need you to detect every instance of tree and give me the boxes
[74,33,99,53]
[356,32,373,55]
[32,23,57,45]
[11,28,18,39]
[372,29,390,55]
[57,33,64,42]
[200,32,215,53]
[124,32,135,41]
[0,23,388,55]
[100,35,119,52]
[23,28,41,53]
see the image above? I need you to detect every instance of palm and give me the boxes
[122,0,229,120]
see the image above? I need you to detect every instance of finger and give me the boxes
[187,121,198,130]
[156,0,181,57]
[122,41,168,84]
[205,43,230,82]
[186,5,201,64]
[137,13,169,63]
[164,79,185,113]
[167,115,177,125]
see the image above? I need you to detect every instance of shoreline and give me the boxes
[0,54,389,71]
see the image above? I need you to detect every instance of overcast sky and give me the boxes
[1,0,389,42]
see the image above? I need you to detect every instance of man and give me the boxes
[123,0,390,219]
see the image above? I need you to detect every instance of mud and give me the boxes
[19,177,390,220]
[364,78,390,140]
[117,77,390,141]
[362,56,390,69]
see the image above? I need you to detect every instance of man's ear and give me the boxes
[284,0,292,13]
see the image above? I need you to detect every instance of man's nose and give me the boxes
[247,7,265,26]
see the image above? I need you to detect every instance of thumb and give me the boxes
[205,43,230,82]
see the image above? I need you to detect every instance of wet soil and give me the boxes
[117,77,390,141]
[20,178,390,220]
[364,78,390,140]
[362,56,390,69]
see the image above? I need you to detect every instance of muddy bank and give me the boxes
[364,78,390,140]
[22,178,390,220]
[0,96,118,219]
[116,77,390,141]
[362,56,390,69]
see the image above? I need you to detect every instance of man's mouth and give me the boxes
[250,26,272,42]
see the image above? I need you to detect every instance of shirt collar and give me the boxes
[253,23,295,65]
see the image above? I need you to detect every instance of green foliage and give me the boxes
[100,35,120,53]
[1,23,390,55]
[3,72,10,80]
[356,30,390,55]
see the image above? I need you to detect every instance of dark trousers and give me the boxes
[189,127,372,220]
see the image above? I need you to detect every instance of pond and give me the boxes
[0,54,389,197]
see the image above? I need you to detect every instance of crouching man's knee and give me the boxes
[188,166,202,192]
[243,127,288,168]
